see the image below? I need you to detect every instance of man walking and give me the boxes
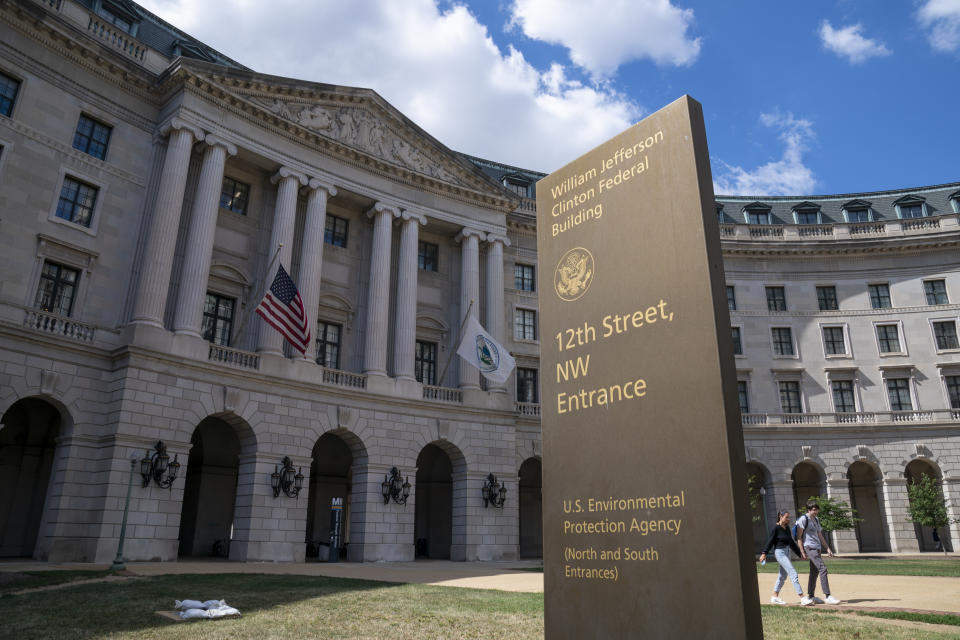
[796,499,841,605]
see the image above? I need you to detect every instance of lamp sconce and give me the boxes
[482,473,507,508]
[140,440,180,489]
[381,467,410,505]
[271,456,304,498]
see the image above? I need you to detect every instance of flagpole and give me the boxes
[232,243,283,348]
[438,299,474,387]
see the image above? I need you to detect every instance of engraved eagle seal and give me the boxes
[554,247,594,302]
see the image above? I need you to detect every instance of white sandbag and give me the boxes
[202,600,225,609]
[179,608,211,619]
[175,600,206,610]
[206,605,240,618]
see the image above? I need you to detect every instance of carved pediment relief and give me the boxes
[246,96,470,188]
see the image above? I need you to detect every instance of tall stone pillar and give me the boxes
[457,228,485,390]
[172,135,238,338]
[257,167,308,356]
[132,118,204,327]
[485,234,510,393]
[296,179,337,361]
[827,476,857,552]
[881,475,915,553]
[363,203,400,376]
[394,211,426,381]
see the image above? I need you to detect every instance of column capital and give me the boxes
[486,233,511,247]
[367,202,401,218]
[271,167,309,186]
[456,227,486,243]
[305,178,337,197]
[399,209,427,225]
[159,116,204,141]
[201,134,238,156]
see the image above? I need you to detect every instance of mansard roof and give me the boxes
[791,201,821,212]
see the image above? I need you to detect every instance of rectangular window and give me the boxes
[202,292,235,346]
[72,115,112,160]
[778,381,802,413]
[324,214,348,247]
[771,327,794,356]
[900,204,924,219]
[746,211,770,225]
[99,5,133,32]
[516,367,538,403]
[869,284,891,309]
[515,264,536,291]
[726,285,736,311]
[886,378,913,411]
[34,261,79,316]
[219,177,250,215]
[316,321,342,368]
[415,340,437,385]
[924,280,949,305]
[795,210,819,224]
[418,241,438,272]
[822,326,847,355]
[55,177,98,227]
[831,380,856,413]
[934,320,960,351]
[876,324,901,353]
[846,208,870,222]
[817,286,838,311]
[946,375,960,410]
[731,327,742,355]
[766,286,787,311]
[515,308,537,341]
[737,381,749,414]
[0,71,20,117]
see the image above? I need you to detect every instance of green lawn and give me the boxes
[756,556,960,577]
[0,570,111,596]
[2,573,960,639]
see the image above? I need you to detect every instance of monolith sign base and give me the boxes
[536,96,762,639]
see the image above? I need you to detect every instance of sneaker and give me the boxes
[811,596,825,604]
[800,596,814,606]
[770,596,786,605]
[825,595,841,605]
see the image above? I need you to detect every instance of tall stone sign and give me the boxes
[536,96,762,638]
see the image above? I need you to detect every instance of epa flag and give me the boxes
[456,315,516,384]
[255,264,311,354]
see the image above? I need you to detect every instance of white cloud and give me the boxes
[818,21,891,64]
[917,0,960,53]
[135,0,641,172]
[508,0,701,79]
[713,112,816,196]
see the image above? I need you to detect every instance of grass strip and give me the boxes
[756,557,960,577]
[0,570,111,596]
[854,610,960,627]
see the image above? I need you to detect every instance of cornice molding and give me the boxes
[730,303,960,319]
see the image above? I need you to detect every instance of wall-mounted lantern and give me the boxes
[140,440,180,489]
[482,473,507,508]
[271,456,304,498]
[381,467,411,505]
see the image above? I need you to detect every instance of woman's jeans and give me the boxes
[773,547,803,595]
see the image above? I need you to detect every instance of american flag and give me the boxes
[255,264,311,354]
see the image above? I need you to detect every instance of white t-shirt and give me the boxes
[797,513,822,550]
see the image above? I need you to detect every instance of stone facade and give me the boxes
[0,0,957,564]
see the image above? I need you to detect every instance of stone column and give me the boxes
[296,179,337,361]
[257,167,308,356]
[881,475,915,553]
[394,211,426,381]
[132,118,204,327]
[485,234,510,393]
[457,228,485,390]
[172,135,238,338]
[944,477,960,551]
[827,476,857,552]
[363,203,400,376]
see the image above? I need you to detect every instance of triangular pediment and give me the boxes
[792,201,820,212]
[843,199,872,209]
[742,201,771,212]
[177,62,517,208]
[892,194,925,205]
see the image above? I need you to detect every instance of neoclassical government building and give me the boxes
[0,0,957,563]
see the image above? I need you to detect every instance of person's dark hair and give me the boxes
[805,499,818,511]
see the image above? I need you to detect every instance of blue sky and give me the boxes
[139,0,960,196]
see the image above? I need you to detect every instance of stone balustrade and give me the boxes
[423,385,463,403]
[86,17,146,62]
[515,402,541,417]
[322,367,367,389]
[742,410,959,426]
[208,344,260,369]
[23,309,95,343]
[719,213,959,243]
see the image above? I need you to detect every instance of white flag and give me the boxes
[456,315,516,384]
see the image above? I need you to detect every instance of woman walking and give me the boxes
[759,510,812,605]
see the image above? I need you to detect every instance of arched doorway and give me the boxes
[745,463,770,554]
[0,398,61,557]
[415,444,454,559]
[847,462,887,552]
[306,432,353,561]
[792,462,825,513]
[178,417,240,557]
[905,460,947,552]
[519,457,542,558]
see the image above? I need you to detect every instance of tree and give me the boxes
[906,474,958,556]
[806,495,862,552]
[747,474,763,524]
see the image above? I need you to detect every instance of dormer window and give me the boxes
[95,1,139,35]
[792,202,821,225]
[743,203,771,225]
[894,195,927,219]
[950,190,960,214]
[842,199,872,223]
[502,175,531,197]
[716,204,725,223]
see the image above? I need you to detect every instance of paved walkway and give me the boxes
[3,559,960,614]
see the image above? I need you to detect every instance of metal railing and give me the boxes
[423,385,463,403]
[208,344,259,369]
[23,309,96,343]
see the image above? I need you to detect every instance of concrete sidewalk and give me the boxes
[3,559,959,614]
